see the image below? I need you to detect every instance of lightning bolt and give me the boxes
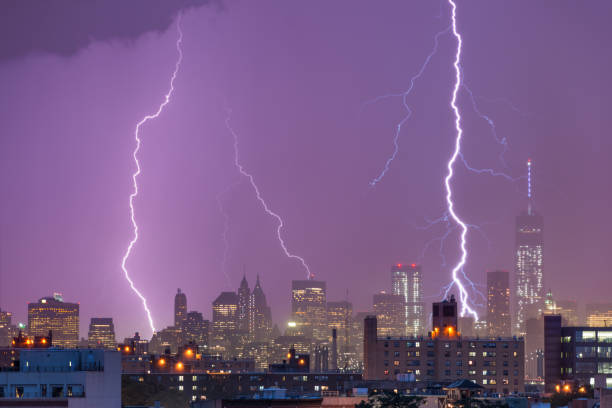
[216,181,241,289]
[224,108,313,279]
[121,15,184,335]
[445,0,478,319]
[365,26,450,186]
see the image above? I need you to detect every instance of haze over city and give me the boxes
[0,0,610,342]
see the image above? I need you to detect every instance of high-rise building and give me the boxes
[487,270,511,337]
[28,293,79,348]
[174,289,187,328]
[238,274,251,333]
[0,309,17,347]
[391,263,424,336]
[212,292,239,341]
[183,311,209,347]
[291,280,327,340]
[87,318,116,349]
[372,291,405,337]
[515,159,544,336]
[327,300,352,349]
[250,275,272,342]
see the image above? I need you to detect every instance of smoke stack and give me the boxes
[331,328,338,371]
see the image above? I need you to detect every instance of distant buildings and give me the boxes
[87,317,116,349]
[291,280,327,341]
[183,311,209,347]
[364,295,525,395]
[250,275,272,343]
[27,293,79,349]
[487,270,511,337]
[586,303,612,327]
[391,263,424,336]
[373,291,405,338]
[515,160,544,336]
[175,288,187,328]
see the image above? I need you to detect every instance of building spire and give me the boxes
[527,158,533,215]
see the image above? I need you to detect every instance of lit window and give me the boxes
[179,376,184,382]
[179,385,184,391]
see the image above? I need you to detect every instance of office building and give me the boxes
[27,293,79,349]
[250,275,272,342]
[87,317,116,349]
[175,288,187,328]
[364,296,525,395]
[212,292,239,342]
[373,291,405,338]
[391,263,425,336]
[487,270,511,337]
[183,311,209,347]
[291,280,327,340]
[238,274,251,334]
[544,315,612,392]
[327,300,352,349]
[515,160,544,336]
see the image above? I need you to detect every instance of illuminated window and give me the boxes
[179,376,184,382]
[179,385,184,391]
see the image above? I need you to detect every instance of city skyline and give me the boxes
[0,1,611,341]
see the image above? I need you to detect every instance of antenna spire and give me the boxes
[527,158,533,215]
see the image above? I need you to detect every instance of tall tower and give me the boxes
[250,274,272,342]
[391,263,424,336]
[174,289,187,328]
[515,159,544,336]
[291,280,327,340]
[237,273,251,333]
[487,270,511,337]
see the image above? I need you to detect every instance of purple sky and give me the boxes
[1,1,611,340]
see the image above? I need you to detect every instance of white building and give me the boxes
[0,348,120,407]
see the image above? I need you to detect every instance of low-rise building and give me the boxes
[363,296,525,395]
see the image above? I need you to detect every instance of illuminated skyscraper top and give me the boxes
[515,159,544,336]
[391,263,424,336]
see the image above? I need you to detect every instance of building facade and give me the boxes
[487,271,511,337]
[28,294,79,349]
[373,292,405,338]
[212,292,239,343]
[87,317,116,349]
[544,315,612,392]
[391,264,424,336]
[250,275,272,343]
[364,297,525,395]
[292,280,327,341]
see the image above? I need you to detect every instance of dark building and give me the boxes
[544,314,612,392]
[269,345,310,373]
[515,159,544,336]
[27,293,79,348]
[183,311,210,347]
[364,296,525,395]
[87,317,116,349]
[487,271,511,337]
[250,275,272,343]
[175,289,187,328]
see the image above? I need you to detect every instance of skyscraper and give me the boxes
[515,159,544,336]
[183,311,209,347]
[212,291,239,342]
[237,274,251,333]
[327,300,352,349]
[487,270,511,337]
[87,318,116,349]
[391,263,424,336]
[291,280,327,340]
[250,275,272,342]
[174,289,187,328]
[28,293,79,348]
[372,291,405,337]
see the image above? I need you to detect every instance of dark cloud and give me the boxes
[0,0,214,61]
